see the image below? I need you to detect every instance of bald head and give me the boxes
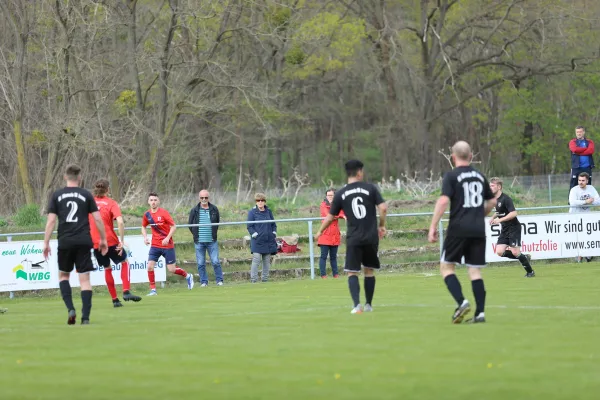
[452,141,472,161]
[199,190,210,207]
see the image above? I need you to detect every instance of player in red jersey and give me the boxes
[90,179,142,307]
[142,192,194,295]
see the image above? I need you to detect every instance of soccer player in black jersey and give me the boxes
[489,178,535,277]
[428,142,496,324]
[43,164,108,325]
[315,160,388,314]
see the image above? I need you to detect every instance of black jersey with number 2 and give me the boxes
[330,182,385,246]
[442,166,494,238]
[47,187,98,249]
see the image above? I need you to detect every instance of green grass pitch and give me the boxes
[1,264,599,400]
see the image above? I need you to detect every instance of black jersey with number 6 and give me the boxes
[442,166,494,238]
[330,182,385,246]
[47,187,98,249]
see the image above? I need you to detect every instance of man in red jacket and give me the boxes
[317,189,345,278]
[569,125,595,189]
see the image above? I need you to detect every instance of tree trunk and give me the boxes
[273,138,283,189]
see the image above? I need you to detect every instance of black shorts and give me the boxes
[57,246,95,273]
[344,244,380,272]
[93,245,127,268]
[497,225,522,247]
[441,236,486,268]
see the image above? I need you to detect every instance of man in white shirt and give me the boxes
[569,172,600,213]
[569,172,600,262]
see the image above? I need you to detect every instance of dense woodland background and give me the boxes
[1,0,600,212]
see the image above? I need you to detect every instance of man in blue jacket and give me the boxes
[188,190,223,286]
[569,125,595,189]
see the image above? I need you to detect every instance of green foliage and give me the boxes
[285,45,306,65]
[265,5,292,31]
[286,12,366,79]
[13,204,43,227]
[114,90,137,115]
[0,218,8,228]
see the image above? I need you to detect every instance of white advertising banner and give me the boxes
[0,236,166,292]
[486,212,600,262]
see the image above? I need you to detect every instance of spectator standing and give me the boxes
[317,189,345,278]
[188,190,224,286]
[246,193,277,283]
[569,125,595,189]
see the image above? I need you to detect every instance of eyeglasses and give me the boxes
[200,197,209,200]
[256,199,266,202]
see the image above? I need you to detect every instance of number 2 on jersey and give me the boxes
[66,201,79,222]
[462,181,483,208]
[351,197,367,219]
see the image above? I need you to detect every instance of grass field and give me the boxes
[1,264,599,400]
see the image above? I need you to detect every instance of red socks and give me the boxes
[121,261,131,292]
[104,268,117,300]
[174,267,187,278]
[148,270,156,290]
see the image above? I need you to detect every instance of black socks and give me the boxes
[443,274,465,306]
[364,276,375,305]
[59,280,75,311]
[348,275,360,307]
[517,254,534,273]
[81,290,93,321]
[471,279,486,316]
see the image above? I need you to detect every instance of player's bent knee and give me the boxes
[166,264,176,272]
[510,248,521,257]
[467,267,482,281]
[439,262,456,277]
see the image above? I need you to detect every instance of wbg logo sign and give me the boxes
[12,259,51,281]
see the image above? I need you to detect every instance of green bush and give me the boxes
[14,204,43,227]
[0,218,8,227]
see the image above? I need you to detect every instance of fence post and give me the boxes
[438,220,444,259]
[308,221,315,280]
[548,174,552,204]
[8,236,14,299]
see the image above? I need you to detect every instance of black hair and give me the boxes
[345,160,364,177]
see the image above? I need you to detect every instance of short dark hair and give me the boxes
[148,192,159,198]
[576,125,585,131]
[345,160,364,177]
[578,172,590,181]
[325,188,336,195]
[65,164,81,181]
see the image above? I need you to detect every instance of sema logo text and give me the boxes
[12,259,50,281]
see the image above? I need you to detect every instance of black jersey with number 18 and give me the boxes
[442,166,494,238]
[47,187,98,249]
[330,182,385,246]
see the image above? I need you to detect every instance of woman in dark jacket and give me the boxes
[317,188,345,278]
[247,193,277,283]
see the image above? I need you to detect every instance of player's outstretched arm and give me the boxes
[499,211,518,223]
[162,225,176,246]
[42,213,57,259]
[315,214,335,240]
[377,202,388,238]
[116,216,125,246]
[428,196,449,243]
